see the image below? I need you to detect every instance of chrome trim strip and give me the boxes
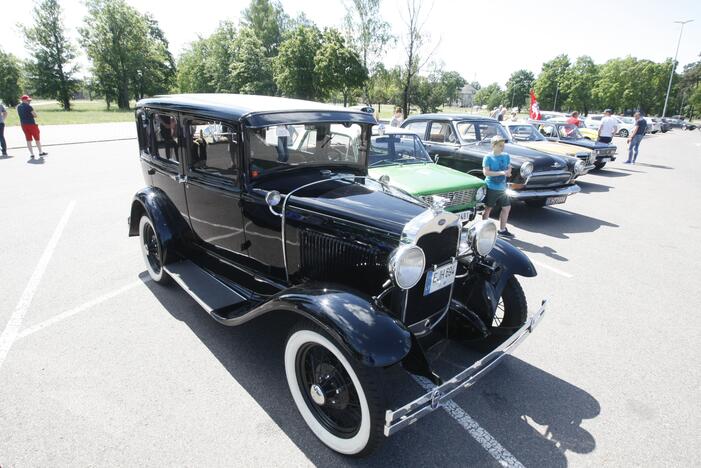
[506,184,581,200]
[383,300,547,437]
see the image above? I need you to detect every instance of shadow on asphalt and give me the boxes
[27,157,45,164]
[506,237,568,262]
[509,205,619,240]
[576,181,612,194]
[0,155,13,160]
[589,168,633,177]
[634,162,674,170]
[141,275,600,467]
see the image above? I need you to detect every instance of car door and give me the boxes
[146,110,189,220]
[430,120,482,175]
[181,117,248,262]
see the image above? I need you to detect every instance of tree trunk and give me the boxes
[118,82,130,109]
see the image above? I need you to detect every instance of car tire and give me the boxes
[524,199,547,208]
[139,215,171,284]
[618,129,629,138]
[284,325,384,457]
[474,277,528,349]
[593,161,607,170]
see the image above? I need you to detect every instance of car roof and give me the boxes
[403,113,498,122]
[136,93,376,127]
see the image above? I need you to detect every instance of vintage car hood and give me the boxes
[516,141,589,157]
[368,163,484,196]
[462,142,571,172]
[557,138,616,151]
[287,177,426,235]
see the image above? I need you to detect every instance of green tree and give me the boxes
[592,57,628,112]
[470,81,481,91]
[0,49,22,106]
[368,64,401,112]
[315,28,367,105]
[561,56,598,115]
[230,27,275,94]
[176,38,214,93]
[21,0,79,110]
[273,25,322,99]
[473,82,504,109]
[80,0,175,109]
[343,0,394,102]
[505,69,534,111]
[242,0,287,57]
[440,70,466,104]
[534,54,570,111]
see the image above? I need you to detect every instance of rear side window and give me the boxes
[136,110,152,155]
[404,121,428,138]
[428,121,458,143]
[187,119,239,181]
[152,112,180,163]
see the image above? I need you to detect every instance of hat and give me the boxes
[21,95,31,101]
[604,108,612,114]
[491,134,506,145]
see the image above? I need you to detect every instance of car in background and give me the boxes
[531,120,617,169]
[539,111,567,121]
[646,117,661,134]
[584,114,603,130]
[401,114,584,207]
[505,121,595,175]
[615,116,636,137]
[368,130,485,222]
[549,116,598,140]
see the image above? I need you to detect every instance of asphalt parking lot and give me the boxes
[1,127,699,467]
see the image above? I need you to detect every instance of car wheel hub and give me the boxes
[310,384,326,405]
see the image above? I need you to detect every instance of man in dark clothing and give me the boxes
[0,102,7,156]
[625,112,647,164]
[17,95,47,159]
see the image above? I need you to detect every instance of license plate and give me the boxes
[424,260,457,296]
[545,195,567,205]
[600,157,611,162]
[457,210,471,222]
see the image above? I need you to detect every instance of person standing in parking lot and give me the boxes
[625,112,647,164]
[597,109,617,144]
[567,111,581,126]
[482,135,513,238]
[0,101,7,156]
[390,107,403,127]
[17,95,47,159]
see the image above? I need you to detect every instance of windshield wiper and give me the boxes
[369,159,395,167]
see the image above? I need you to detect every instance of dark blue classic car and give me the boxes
[128,94,545,456]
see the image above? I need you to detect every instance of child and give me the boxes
[482,134,513,237]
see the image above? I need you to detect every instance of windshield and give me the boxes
[506,124,546,142]
[248,123,364,178]
[369,133,432,166]
[557,123,583,140]
[456,120,511,144]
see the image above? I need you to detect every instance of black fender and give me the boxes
[127,186,192,261]
[248,284,413,368]
[487,238,537,296]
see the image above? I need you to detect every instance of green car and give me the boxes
[368,131,485,221]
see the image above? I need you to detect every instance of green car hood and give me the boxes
[368,162,484,196]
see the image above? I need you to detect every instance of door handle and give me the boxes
[147,168,156,175]
[176,175,188,184]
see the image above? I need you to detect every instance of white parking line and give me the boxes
[414,376,525,467]
[531,260,573,278]
[0,200,76,370]
[17,279,148,340]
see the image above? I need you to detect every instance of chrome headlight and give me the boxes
[467,220,498,257]
[574,159,585,175]
[519,161,533,180]
[475,186,486,203]
[458,224,471,254]
[388,245,426,289]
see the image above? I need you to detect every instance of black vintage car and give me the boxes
[401,114,584,208]
[531,120,618,169]
[128,94,545,456]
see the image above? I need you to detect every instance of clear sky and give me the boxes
[1,0,700,87]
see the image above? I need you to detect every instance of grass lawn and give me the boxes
[2,100,135,127]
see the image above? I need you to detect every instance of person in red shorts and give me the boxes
[17,95,47,159]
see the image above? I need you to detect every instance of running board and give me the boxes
[164,260,246,315]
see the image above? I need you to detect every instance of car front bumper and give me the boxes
[506,184,581,200]
[383,300,547,437]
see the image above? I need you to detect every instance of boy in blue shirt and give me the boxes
[482,134,513,237]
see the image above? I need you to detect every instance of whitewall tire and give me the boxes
[139,215,170,284]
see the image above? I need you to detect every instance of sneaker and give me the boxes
[39,152,48,156]
[623,160,631,164]
[30,155,35,159]
[498,228,514,238]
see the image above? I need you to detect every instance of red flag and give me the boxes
[529,89,541,120]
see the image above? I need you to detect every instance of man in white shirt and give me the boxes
[597,109,618,144]
[275,124,290,162]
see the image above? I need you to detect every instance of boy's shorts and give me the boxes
[485,188,510,208]
[21,124,40,141]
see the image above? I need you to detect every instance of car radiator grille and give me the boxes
[419,189,477,208]
[526,172,573,188]
[299,230,387,289]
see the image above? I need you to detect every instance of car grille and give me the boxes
[398,226,460,326]
[526,171,573,188]
[419,189,477,208]
[299,230,387,290]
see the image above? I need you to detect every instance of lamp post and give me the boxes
[662,19,693,118]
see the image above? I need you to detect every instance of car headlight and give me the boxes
[458,224,471,254]
[519,161,533,180]
[388,245,426,289]
[574,159,585,175]
[468,220,498,257]
[476,186,486,203]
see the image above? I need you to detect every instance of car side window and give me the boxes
[404,121,428,139]
[187,119,239,181]
[151,112,180,163]
[136,110,152,156]
[540,125,556,138]
[428,121,458,144]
